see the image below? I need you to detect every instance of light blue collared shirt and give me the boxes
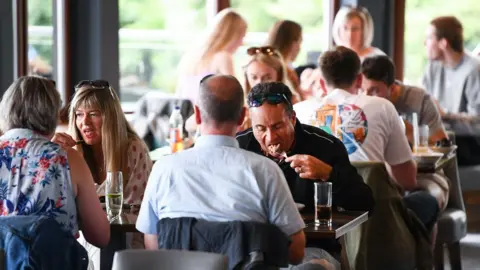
[136,135,305,236]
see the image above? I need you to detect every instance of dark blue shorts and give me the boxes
[403,190,439,231]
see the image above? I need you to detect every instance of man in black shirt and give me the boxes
[237,82,374,215]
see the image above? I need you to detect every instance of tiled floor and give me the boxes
[445,192,480,270]
[443,233,480,270]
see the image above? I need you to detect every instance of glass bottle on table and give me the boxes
[105,171,123,220]
[169,106,184,153]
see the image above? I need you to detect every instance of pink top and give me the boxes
[175,72,214,104]
[96,139,153,205]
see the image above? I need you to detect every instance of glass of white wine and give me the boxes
[105,171,123,221]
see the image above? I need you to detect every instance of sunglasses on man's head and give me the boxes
[246,46,280,57]
[74,80,110,91]
[247,93,292,109]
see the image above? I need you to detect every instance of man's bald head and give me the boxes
[198,74,245,125]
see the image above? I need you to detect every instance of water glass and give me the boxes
[419,125,429,148]
[105,171,123,220]
[314,182,332,226]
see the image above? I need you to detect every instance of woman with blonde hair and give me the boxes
[332,5,385,60]
[53,80,152,206]
[176,8,247,103]
[266,20,305,99]
[238,46,301,131]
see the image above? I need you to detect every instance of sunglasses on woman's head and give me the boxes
[247,93,292,109]
[74,80,110,91]
[246,46,279,57]
[74,80,116,99]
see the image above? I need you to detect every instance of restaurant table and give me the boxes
[416,152,456,174]
[100,210,138,270]
[100,210,368,270]
[302,211,368,239]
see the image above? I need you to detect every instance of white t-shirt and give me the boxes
[294,89,412,165]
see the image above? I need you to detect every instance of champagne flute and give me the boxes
[105,171,123,221]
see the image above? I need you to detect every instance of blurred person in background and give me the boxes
[332,5,385,60]
[423,16,480,117]
[28,45,53,79]
[266,20,307,100]
[238,46,300,132]
[300,5,385,102]
[176,8,247,104]
[361,55,449,145]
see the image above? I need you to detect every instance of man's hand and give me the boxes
[285,154,332,180]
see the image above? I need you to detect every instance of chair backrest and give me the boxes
[0,215,88,270]
[156,218,290,269]
[442,132,466,212]
[112,250,228,270]
[344,161,422,270]
[131,92,194,149]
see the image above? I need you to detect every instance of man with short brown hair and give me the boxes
[423,16,480,117]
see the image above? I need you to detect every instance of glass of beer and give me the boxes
[314,182,332,226]
[105,171,123,221]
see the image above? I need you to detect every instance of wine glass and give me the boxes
[105,171,123,221]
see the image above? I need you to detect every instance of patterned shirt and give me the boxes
[0,129,78,236]
[96,139,152,205]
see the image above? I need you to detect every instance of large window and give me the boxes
[119,0,207,102]
[28,0,54,80]
[231,0,327,73]
[404,0,480,85]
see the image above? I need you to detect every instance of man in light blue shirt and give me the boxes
[137,74,325,266]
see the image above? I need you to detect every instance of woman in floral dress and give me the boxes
[0,76,109,247]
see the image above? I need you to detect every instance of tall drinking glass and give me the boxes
[314,182,332,226]
[105,171,123,220]
[419,125,429,149]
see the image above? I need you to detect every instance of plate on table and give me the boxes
[413,152,444,167]
[430,145,457,158]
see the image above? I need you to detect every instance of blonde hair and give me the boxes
[243,49,300,101]
[332,6,374,49]
[179,8,247,75]
[68,85,142,185]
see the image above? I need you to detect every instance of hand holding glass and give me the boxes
[105,171,123,220]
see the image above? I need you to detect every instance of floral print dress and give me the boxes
[0,129,78,236]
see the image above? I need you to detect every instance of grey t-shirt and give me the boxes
[393,81,446,135]
[422,53,480,115]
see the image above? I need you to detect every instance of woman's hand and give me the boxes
[51,132,77,148]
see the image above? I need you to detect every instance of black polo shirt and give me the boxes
[236,120,374,214]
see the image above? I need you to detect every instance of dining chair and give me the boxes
[346,161,431,270]
[112,249,228,270]
[130,92,194,150]
[434,133,467,270]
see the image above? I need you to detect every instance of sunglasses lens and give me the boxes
[265,95,283,103]
[249,94,286,107]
